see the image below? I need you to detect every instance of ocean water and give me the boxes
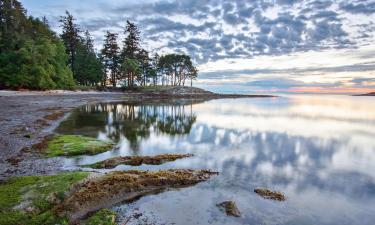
[56,95,375,225]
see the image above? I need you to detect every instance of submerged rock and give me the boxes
[55,169,219,222]
[254,188,286,201]
[86,153,194,169]
[217,201,241,217]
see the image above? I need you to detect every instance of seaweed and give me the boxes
[86,154,193,169]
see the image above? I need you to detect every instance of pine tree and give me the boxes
[122,21,141,60]
[0,0,27,53]
[59,11,80,78]
[74,30,103,86]
[101,31,120,87]
[0,0,75,89]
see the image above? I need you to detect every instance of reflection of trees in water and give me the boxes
[58,103,196,153]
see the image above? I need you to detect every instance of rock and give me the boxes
[25,205,40,214]
[217,201,241,217]
[46,192,62,205]
[54,169,219,222]
[86,154,194,169]
[254,188,286,201]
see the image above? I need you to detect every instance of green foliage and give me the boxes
[158,54,198,86]
[74,31,104,86]
[101,31,120,87]
[121,58,142,87]
[86,209,116,225]
[122,20,141,59]
[0,1,75,90]
[45,135,114,157]
[59,11,80,76]
[0,1,198,90]
[0,172,89,225]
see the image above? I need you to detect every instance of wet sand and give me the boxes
[0,91,126,180]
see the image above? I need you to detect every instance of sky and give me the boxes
[20,0,375,94]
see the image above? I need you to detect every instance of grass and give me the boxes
[45,135,114,157]
[0,172,89,225]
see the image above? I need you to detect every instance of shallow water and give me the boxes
[56,95,375,225]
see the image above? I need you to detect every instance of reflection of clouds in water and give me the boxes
[57,96,375,225]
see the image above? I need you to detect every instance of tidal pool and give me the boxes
[55,95,375,225]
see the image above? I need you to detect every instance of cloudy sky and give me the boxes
[21,0,375,94]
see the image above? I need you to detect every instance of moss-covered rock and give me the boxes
[86,209,116,225]
[0,172,89,225]
[86,154,194,169]
[45,135,114,157]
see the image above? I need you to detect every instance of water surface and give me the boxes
[56,95,375,225]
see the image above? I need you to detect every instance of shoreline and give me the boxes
[0,87,274,180]
[354,92,375,96]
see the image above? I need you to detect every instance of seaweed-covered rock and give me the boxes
[254,188,286,201]
[217,201,241,217]
[55,169,219,221]
[86,154,194,169]
[0,172,89,225]
[44,135,114,157]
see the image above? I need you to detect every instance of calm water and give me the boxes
[56,95,375,225]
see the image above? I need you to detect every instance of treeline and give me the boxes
[0,0,198,90]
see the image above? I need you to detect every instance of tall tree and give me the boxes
[122,20,141,60]
[0,0,27,53]
[137,49,151,86]
[59,11,80,78]
[101,31,120,87]
[74,30,103,86]
[0,0,75,90]
[121,58,141,87]
[150,53,159,86]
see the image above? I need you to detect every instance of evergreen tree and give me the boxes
[121,58,141,87]
[0,0,75,89]
[74,31,103,86]
[0,0,27,53]
[101,31,120,87]
[59,11,80,78]
[137,49,151,86]
[122,20,141,60]
[150,53,160,86]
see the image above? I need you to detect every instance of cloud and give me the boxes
[20,0,375,93]
[340,1,375,15]
[22,0,374,64]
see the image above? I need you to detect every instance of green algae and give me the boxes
[45,135,114,157]
[0,172,89,225]
[86,209,117,225]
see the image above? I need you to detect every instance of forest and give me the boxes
[0,0,198,90]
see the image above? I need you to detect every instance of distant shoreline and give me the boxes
[354,92,375,96]
[0,86,276,98]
